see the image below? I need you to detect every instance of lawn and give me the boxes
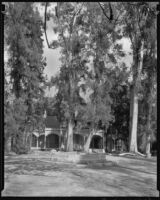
[2,152,158,196]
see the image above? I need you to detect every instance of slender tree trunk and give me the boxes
[146,96,152,158]
[129,41,144,153]
[129,84,133,147]
[103,132,106,153]
[5,137,11,153]
[25,132,30,151]
[25,132,28,147]
[37,137,39,149]
[29,133,32,150]
[11,136,15,152]
[66,119,74,151]
[44,134,46,149]
[59,126,62,150]
[146,135,151,158]
[146,35,157,158]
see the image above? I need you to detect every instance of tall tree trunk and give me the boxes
[129,41,144,153]
[145,89,153,158]
[146,104,152,158]
[129,84,133,147]
[66,119,74,151]
[146,135,151,158]
[84,129,95,153]
[146,33,157,158]
[129,85,138,153]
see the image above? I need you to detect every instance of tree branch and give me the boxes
[44,2,54,49]
[98,2,113,22]
[69,3,84,41]
[124,18,134,49]
[56,2,69,57]
[98,2,110,20]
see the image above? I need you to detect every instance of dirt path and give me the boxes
[2,155,158,196]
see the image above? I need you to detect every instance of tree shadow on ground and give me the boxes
[5,158,77,175]
[85,162,156,175]
[4,157,158,196]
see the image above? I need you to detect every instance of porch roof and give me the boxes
[45,116,60,129]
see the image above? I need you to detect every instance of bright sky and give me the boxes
[43,34,132,79]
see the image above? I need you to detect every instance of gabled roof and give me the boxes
[45,116,60,129]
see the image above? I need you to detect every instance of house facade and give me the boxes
[31,116,105,152]
[31,115,129,153]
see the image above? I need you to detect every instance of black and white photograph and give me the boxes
[1,2,158,196]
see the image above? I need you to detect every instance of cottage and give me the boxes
[31,115,105,153]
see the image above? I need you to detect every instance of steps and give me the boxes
[78,153,108,164]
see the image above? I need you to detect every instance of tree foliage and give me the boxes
[4,2,46,153]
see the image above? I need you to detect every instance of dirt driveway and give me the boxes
[2,154,158,196]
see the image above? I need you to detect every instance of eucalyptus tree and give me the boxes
[97,2,157,155]
[77,2,127,152]
[44,2,91,151]
[4,2,46,153]
[138,18,157,157]
[121,2,157,154]
[143,8,157,157]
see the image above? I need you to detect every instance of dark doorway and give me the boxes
[46,134,59,149]
[90,135,103,149]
